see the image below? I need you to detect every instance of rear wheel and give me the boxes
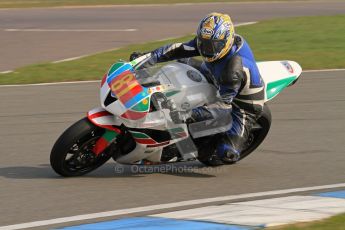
[198,104,272,166]
[50,118,112,177]
[238,104,271,161]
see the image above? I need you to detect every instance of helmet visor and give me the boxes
[197,37,226,58]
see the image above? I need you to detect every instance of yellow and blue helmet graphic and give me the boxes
[197,12,235,62]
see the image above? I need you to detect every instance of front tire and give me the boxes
[50,117,112,177]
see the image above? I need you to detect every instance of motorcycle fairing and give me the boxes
[87,107,191,163]
[115,126,190,164]
[87,107,122,133]
[88,109,188,148]
[258,61,302,101]
[129,127,187,146]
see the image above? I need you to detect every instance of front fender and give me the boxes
[87,107,122,134]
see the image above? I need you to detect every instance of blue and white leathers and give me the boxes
[140,34,265,163]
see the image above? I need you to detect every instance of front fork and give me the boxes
[87,107,122,156]
[92,129,119,155]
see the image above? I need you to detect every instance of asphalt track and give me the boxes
[0,1,345,229]
[1,1,345,71]
[0,69,345,228]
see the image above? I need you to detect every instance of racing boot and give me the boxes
[216,140,240,164]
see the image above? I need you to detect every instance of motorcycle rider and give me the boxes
[130,12,265,165]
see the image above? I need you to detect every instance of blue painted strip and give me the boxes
[317,190,345,199]
[124,90,149,108]
[58,217,251,230]
[106,63,133,84]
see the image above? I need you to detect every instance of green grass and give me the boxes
[0,15,344,85]
[238,15,345,70]
[273,213,345,230]
[0,0,324,9]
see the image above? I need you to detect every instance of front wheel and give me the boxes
[50,118,112,177]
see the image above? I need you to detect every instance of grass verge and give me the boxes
[0,0,323,9]
[272,213,345,230]
[0,15,344,85]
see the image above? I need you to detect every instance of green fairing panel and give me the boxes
[165,90,180,97]
[130,131,149,139]
[108,62,125,75]
[266,76,297,100]
[131,99,150,112]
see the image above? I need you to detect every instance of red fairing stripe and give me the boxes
[89,119,121,134]
[88,111,112,119]
[87,111,121,134]
[134,138,156,145]
[121,110,147,120]
[147,141,170,148]
[119,84,143,104]
[101,74,107,87]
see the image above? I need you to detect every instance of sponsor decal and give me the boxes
[187,70,202,82]
[223,22,231,29]
[281,61,294,74]
[201,28,214,37]
[109,69,149,109]
[148,84,172,94]
[107,64,150,120]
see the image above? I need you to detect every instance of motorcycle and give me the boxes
[50,54,302,177]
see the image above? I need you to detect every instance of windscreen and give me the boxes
[133,65,167,87]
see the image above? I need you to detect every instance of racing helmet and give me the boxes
[196,13,235,62]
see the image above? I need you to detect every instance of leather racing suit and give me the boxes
[135,34,265,163]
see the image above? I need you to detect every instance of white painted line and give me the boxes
[52,55,88,63]
[0,80,101,88]
[1,183,345,230]
[156,36,183,42]
[5,29,137,32]
[174,3,193,6]
[303,68,345,73]
[0,70,13,74]
[52,48,120,64]
[235,21,258,27]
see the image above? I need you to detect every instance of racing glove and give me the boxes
[129,52,146,61]
[170,106,215,124]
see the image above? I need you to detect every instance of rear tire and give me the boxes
[50,117,112,177]
[239,104,271,161]
[198,104,272,166]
